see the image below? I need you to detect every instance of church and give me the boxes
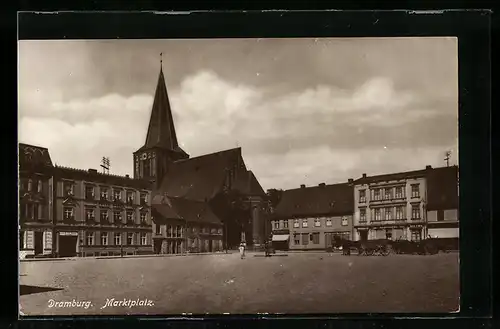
[132,63,268,254]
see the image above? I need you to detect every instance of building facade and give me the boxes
[353,165,459,242]
[151,196,224,254]
[426,166,459,239]
[272,182,354,250]
[19,144,54,259]
[52,166,153,257]
[353,168,429,242]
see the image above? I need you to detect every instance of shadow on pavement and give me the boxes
[253,254,289,257]
[20,285,63,296]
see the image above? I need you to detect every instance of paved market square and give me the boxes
[19,252,460,315]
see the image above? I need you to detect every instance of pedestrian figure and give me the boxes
[239,242,245,259]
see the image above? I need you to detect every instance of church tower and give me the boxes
[133,55,189,187]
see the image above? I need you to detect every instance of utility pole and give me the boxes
[444,151,451,167]
[101,157,110,174]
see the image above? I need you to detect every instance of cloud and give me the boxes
[18,67,457,191]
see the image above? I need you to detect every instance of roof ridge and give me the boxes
[172,147,241,163]
[54,165,143,180]
[19,143,49,150]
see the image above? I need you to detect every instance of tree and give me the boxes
[266,188,283,211]
[209,190,252,249]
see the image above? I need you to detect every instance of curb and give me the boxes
[20,252,236,262]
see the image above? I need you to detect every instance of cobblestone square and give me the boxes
[19,252,459,315]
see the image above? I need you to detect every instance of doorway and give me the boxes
[58,235,77,257]
[208,239,213,252]
[34,232,43,255]
[153,239,161,254]
[359,230,368,241]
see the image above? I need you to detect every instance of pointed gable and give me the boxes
[19,143,53,170]
[138,67,187,157]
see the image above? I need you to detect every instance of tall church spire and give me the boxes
[141,54,184,154]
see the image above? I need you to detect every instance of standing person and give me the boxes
[239,242,245,259]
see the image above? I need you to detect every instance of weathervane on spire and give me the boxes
[160,52,163,68]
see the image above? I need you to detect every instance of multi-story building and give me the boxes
[353,165,457,242]
[425,166,459,239]
[19,143,54,259]
[271,182,354,250]
[51,166,153,257]
[152,195,223,254]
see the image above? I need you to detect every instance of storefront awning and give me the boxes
[272,234,290,242]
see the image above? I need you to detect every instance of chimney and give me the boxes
[319,183,326,187]
[88,169,98,174]
[362,173,367,178]
[125,174,130,178]
[426,165,432,170]
[300,184,306,188]
[348,178,353,184]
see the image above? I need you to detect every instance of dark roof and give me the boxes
[274,183,354,218]
[426,166,459,210]
[354,168,428,184]
[19,143,53,169]
[159,147,246,201]
[137,67,188,158]
[152,196,221,224]
[233,170,266,197]
[54,166,152,190]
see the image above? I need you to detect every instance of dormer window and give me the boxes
[28,179,33,192]
[37,180,42,193]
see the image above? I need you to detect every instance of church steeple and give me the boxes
[142,54,182,152]
[134,54,189,183]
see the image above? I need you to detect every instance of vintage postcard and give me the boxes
[18,37,459,316]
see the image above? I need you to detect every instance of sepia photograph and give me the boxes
[18,37,459,316]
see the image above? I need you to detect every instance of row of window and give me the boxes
[274,217,349,230]
[84,231,148,246]
[155,225,223,236]
[291,232,351,245]
[363,229,422,242]
[20,179,43,193]
[64,207,148,223]
[358,184,420,203]
[20,204,45,220]
[64,182,148,204]
[359,205,421,222]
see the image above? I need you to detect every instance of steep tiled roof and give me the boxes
[233,170,266,197]
[19,143,53,169]
[426,166,459,210]
[274,183,354,219]
[159,147,246,201]
[152,196,221,224]
[137,67,188,158]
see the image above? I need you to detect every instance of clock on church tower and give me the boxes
[133,62,189,185]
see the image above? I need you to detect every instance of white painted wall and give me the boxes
[428,228,459,238]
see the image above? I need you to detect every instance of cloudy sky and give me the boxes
[18,38,458,191]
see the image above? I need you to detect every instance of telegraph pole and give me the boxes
[444,151,451,167]
[101,157,110,174]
